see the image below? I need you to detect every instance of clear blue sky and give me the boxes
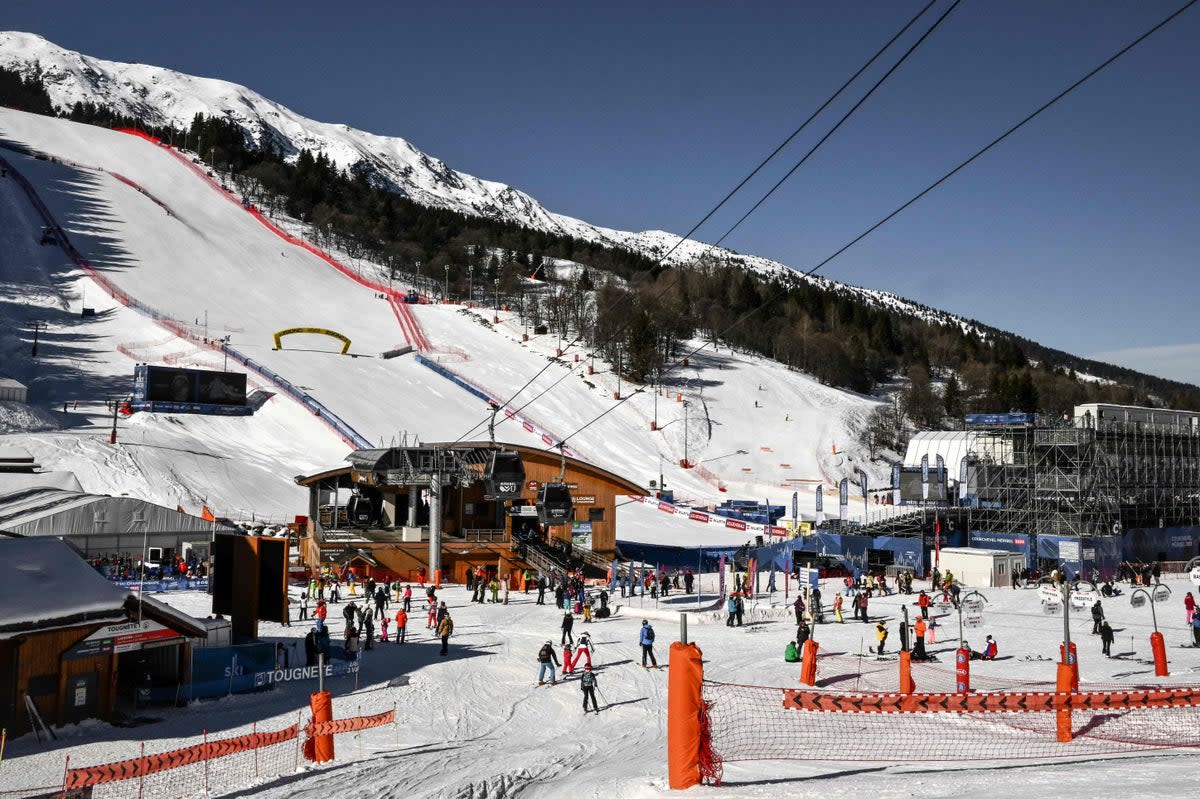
[8,1,1199,386]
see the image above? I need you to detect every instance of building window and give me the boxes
[588,508,604,522]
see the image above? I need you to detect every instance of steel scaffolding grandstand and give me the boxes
[965,404,1200,538]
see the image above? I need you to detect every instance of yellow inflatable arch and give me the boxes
[272,327,352,355]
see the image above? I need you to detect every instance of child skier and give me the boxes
[580,665,600,712]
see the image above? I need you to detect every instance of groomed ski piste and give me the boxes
[5,577,1200,797]
[4,109,1200,796]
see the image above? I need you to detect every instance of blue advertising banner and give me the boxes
[1122,527,1200,562]
[117,578,210,592]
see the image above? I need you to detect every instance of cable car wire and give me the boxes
[553,0,1198,451]
[450,0,949,446]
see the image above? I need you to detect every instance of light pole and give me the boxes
[468,264,474,305]
[956,590,988,649]
[219,335,231,371]
[1131,583,1172,675]
[415,260,422,297]
[30,320,41,357]
[493,278,500,321]
[443,265,450,302]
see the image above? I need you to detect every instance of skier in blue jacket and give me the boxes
[640,620,658,668]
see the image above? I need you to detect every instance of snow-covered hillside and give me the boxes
[0,107,887,522]
[0,31,984,337]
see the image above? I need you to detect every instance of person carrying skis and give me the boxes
[580,665,600,712]
[537,640,560,685]
[640,620,659,668]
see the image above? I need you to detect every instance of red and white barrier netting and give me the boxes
[0,706,396,799]
[668,642,1200,789]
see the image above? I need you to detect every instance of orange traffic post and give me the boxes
[800,639,819,686]
[1150,631,1169,677]
[898,650,915,694]
[309,690,335,762]
[667,641,705,789]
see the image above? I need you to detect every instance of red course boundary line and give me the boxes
[114,129,433,351]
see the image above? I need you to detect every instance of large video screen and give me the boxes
[143,366,246,406]
[899,470,947,502]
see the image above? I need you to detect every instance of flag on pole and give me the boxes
[201,505,216,522]
[815,485,825,526]
[855,467,869,517]
[920,455,930,502]
[609,558,620,593]
[718,554,727,599]
[959,456,969,504]
[934,515,942,568]
[892,461,902,506]
[791,491,798,526]
[838,478,849,523]
[936,454,946,501]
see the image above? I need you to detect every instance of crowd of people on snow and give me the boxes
[284,548,1200,719]
[91,551,207,581]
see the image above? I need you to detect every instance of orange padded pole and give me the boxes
[800,639,819,686]
[1150,631,1168,677]
[899,649,915,694]
[668,641,704,789]
[309,690,335,762]
[1055,662,1074,742]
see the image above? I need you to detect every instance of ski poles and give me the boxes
[597,686,611,709]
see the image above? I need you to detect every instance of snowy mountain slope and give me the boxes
[0,31,984,337]
[0,107,886,521]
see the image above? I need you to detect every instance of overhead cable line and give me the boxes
[553,0,1199,452]
[451,0,947,446]
[652,0,941,267]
